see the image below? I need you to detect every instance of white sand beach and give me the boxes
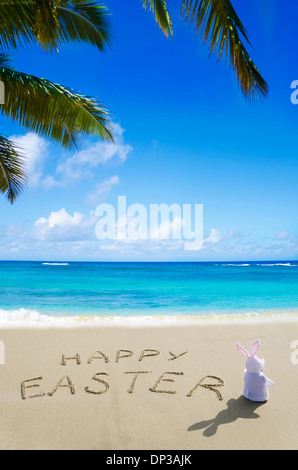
[0,316,298,450]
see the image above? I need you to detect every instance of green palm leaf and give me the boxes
[34,0,60,51]
[0,1,114,203]
[56,0,111,51]
[180,0,268,100]
[0,0,111,52]
[0,53,11,67]
[142,0,173,37]
[0,0,36,50]
[0,134,27,204]
[0,66,114,148]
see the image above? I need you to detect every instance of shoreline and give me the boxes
[1,309,298,328]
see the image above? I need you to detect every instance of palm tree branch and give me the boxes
[0,0,36,50]
[142,0,173,37]
[180,0,268,99]
[0,53,11,68]
[0,0,111,52]
[34,0,60,51]
[0,134,27,204]
[56,0,112,51]
[0,66,114,148]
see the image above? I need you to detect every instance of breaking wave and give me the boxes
[42,263,69,266]
[256,263,298,267]
[220,263,298,267]
[1,308,298,328]
[221,263,251,266]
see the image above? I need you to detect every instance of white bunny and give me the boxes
[236,339,274,402]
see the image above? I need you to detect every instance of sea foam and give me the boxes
[42,263,69,266]
[1,307,298,328]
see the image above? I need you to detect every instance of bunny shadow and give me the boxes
[187,395,266,437]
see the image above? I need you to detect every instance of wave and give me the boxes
[221,262,298,267]
[221,263,251,267]
[1,308,298,327]
[0,308,97,325]
[0,308,55,323]
[256,263,298,267]
[42,263,69,266]
[0,308,208,326]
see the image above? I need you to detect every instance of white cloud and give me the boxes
[206,228,223,244]
[9,124,132,192]
[41,174,64,190]
[1,201,298,261]
[15,208,190,256]
[149,216,185,241]
[184,228,223,251]
[10,132,49,187]
[274,231,291,241]
[35,208,83,229]
[56,123,132,182]
[32,208,97,242]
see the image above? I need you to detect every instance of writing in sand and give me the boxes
[20,348,224,401]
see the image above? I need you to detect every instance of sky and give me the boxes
[1,0,298,261]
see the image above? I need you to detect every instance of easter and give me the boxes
[20,372,224,400]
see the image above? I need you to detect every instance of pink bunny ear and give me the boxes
[250,339,260,357]
[236,343,249,357]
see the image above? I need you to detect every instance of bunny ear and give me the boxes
[236,343,249,357]
[250,339,260,357]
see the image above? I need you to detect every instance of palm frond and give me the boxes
[0,66,114,148]
[0,134,27,204]
[0,0,111,52]
[142,0,173,37]
[56,0,112,51]
[34,0,60,51]
[0,1,36,51]
[0,54,12,68]
[180,0,268,100]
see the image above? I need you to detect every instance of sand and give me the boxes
[0,316,298,450]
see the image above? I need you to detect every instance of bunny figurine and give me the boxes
[236,339,274,402]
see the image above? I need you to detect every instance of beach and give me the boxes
[1,316,298,450]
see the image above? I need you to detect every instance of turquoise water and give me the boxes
[1,261,298,320]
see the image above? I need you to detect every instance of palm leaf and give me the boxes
[142,0,173,37]
[0,53,12,67]
[56,0,112,51]
[0,134,27,204]
[0,66,114,148]
[34,0,60,51]
[180,0,268,100]
[0,0,36,51]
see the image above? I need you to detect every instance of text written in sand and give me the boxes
[20,348,224,401]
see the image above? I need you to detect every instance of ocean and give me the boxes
[1,261,298,322]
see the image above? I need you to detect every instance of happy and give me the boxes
[60,349,188,365]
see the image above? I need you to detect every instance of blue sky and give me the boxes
[1,0,298,261]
